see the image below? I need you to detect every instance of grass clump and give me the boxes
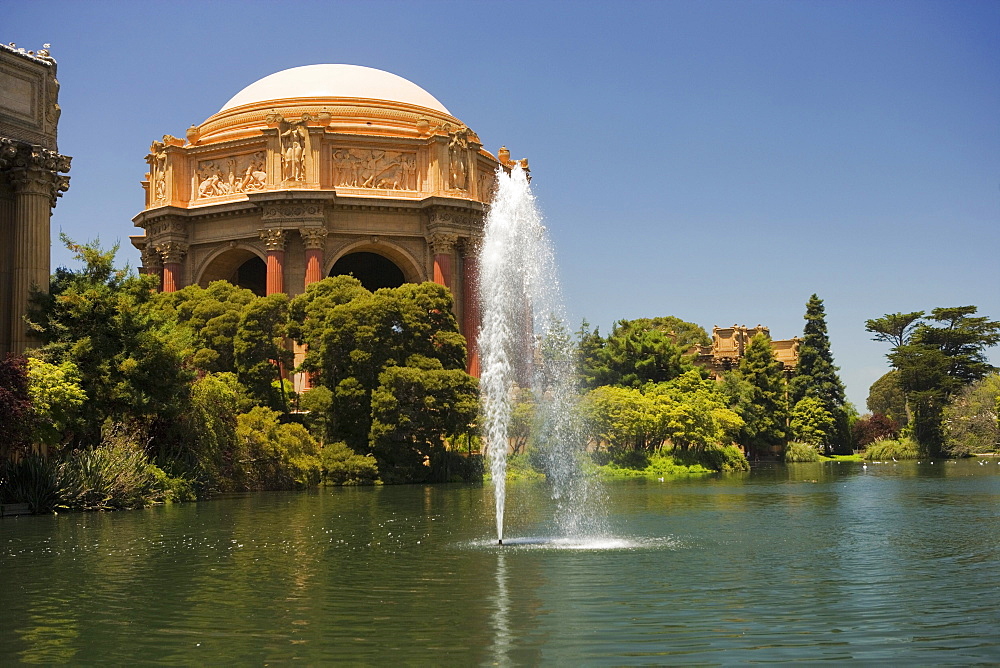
[863,436,920,461]
[785,441,821,463]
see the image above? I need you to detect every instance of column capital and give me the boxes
[428,232,458,255]
[140,244,164,271]
[260,228,288,251]
[299,226,328,250]
[460,234,483,257]
[155,240,188,264]
[1,139,71,206]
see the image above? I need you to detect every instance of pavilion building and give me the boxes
[131,64,525,378]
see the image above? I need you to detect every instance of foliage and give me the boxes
[369,364,479,483]
[27,236,193,447]
[727,333,788,459]
[320,441,379,485]
[299,385,334,444]
[234,407,322,489]
[0,353,32,460]
[593,451,714,477]
[290,276,473,456]
[942,374,1000,456]
[649,370,744,452]
[577,317,706,390]
[26,357,87,452]
[153,281,258,374]
[789,295,850,452]
[867,370,908,426]
[863,436,920,461]
[852,413,900,447]
[870,306,1000,456]
[234,293,293,412]
[56,425,166,511]
[784,441,821,463]
[789,396,836,448]
[0,454,60,512]
[580,385,666,452]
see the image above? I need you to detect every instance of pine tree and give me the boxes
[789,294,849,452]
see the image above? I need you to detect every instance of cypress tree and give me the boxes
[790,294,849,452]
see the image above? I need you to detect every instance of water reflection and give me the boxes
[488,551,512,666]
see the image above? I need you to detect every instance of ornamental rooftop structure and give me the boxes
[0,42,71,354]
[131,64,528,376]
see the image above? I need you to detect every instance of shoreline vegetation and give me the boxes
[2,242,998,514]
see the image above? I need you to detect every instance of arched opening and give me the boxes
[330,251,405,291]
[198,248,267,296]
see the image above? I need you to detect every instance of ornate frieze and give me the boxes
[260,203,324,222]
[259,228,288,251]
[196,151,267,199]
[332,148,417,191]
[144,218,187,238]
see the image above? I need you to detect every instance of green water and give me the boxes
[2,460,999,664]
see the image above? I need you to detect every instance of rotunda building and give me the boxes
[131,64,525,375]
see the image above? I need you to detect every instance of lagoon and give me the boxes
[2,460,999,664]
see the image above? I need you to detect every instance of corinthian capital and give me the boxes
[156,241,188,264]
[260,228,287,251]
[428,232,458,255]
[299,226,328,250]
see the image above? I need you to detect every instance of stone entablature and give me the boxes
[693,325,801,378]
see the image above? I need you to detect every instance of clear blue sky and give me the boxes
[7,0,999,409]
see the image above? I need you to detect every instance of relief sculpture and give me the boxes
[448,128,469,191]
[332,148,417,191]
[280,121,307,181]
[196,152,267,199]
[148,140,168,203]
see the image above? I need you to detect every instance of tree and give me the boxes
[852,413,900,448]
[867,370,908,427]
[870,305,1000,456]
[28,237,193,446]
[369,365,479,483]
[789,295,850,452]
[233,293,292,412]
[941,374,1000,456]
[0,354,32,460]
[290,276,474,455]
[25,357,87,452]
[154,281,258,375]
[731,332,788,459]
[789,396,835,448]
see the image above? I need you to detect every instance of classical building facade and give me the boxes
[693,325,800,378]
[132,64,524,376]
[0,42,71,354]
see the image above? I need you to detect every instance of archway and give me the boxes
[198,248,267,296]
[329,251,406,291]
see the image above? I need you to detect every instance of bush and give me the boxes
[853,413,900,447]
[864,436,920,460]
[0,454,60,513]
[235,407,322,489]
[785,441,821,463]
[320,441,379,485]
[692,444,751,471]
[57,426,165,511]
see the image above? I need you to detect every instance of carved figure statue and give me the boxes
[449,129,469,191]
[280,122,307,181]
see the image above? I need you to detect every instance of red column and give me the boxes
[299,227,328,391]
[461,238,480,377]
[260,229,287,296]
[304,249,323,285]
[429,232,457,289]
[156,241,187,293]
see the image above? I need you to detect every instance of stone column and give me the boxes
[9,169,56,352]
[429,232,457,289]
[461,236,481,377]
[0,180,14,354]
[140,244,164,291]
[157,241,187,293]
[300,226,328,288]
[260,228,287,295]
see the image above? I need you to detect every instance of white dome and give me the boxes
[219,64,451,115]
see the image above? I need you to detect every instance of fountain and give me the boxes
[478,164,597,545]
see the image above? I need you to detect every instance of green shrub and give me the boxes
[320,441,379,485]
[235,407,322,489]
[693,444,751,471]
[785,441,821,463]
[0,454,60,513]
[864,436,920,460]
[56,426,165,511]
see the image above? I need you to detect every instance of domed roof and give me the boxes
[219,64,451,115]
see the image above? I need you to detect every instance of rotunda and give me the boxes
[131,64,526,375]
